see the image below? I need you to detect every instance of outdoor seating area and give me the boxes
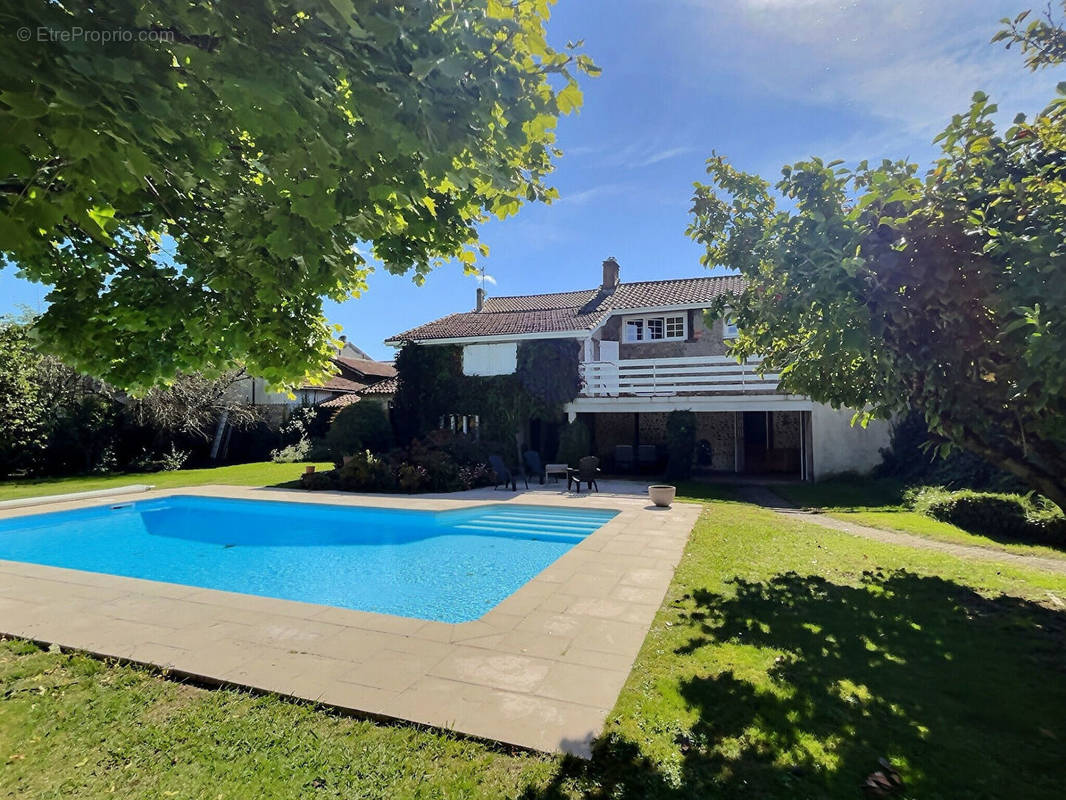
[487,453,605,494]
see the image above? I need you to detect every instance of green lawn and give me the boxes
[4,490,1066,797]
[0,461,332,502]
[775,477,1066,562]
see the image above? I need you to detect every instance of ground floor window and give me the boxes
[440,414,480,437]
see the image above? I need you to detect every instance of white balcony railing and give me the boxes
[579,355,779,397]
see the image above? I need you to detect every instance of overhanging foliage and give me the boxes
[0,0,596,390]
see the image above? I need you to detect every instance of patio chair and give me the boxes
[489,455,528,491]
[489,455,516,491]
[523,450,546,484]
[637,444,658,473]
[567,456,600,493]
[614,444,634,474]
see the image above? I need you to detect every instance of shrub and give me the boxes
[325,402,393,459]
[157,443,192,471]
[457,462,494,490]
[336,450,396,492]
[298,433,495,494]
[305,438,335,463]
[270,438,311,463]
[556,419,591,466]
[665,410,697,481]
[396,462,430,493]
[300,470,339,491]
[909,486,1066,544]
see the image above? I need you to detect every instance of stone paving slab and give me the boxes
[0,484,700,757]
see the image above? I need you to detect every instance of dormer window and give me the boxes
[623,314,687,342]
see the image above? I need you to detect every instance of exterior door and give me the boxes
[743,411,769,473]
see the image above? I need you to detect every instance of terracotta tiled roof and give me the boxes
[320,393,361,409]
[386,275,745,343]
[388,307,609,341]
[313,375,367,393]
[607,276,746,310]
[335,357,396,378]
[359,375,397,395]
[299,356,395,393]
[482,289,601,313]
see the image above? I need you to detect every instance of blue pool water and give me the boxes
[0,496,616,622]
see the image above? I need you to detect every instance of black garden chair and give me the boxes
[523,450,546,484]
[567,456,600,493]
[489,455,528,491]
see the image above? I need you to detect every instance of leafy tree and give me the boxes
[124,369,260,445]
[0,0,596,390]
[324,401,393,458]
[0,318,46,475]
[687,12,1066,509]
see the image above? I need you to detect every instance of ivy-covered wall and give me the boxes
[391,340,581,454]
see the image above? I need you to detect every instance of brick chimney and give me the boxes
[476,287,485,311]
[602,257,620,292]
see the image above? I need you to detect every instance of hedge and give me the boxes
[909,486,1066,544]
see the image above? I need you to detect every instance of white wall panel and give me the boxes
[462,342,518,376]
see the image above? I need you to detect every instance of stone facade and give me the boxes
[596,309,730,360]
[590,412,634,462]
[772,410,801,448]
[695,412,738,471]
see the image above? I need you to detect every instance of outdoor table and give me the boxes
[544,463,569,483]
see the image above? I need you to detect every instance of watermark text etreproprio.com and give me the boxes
[16,26,175,44]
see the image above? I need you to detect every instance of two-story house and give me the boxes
[385,258,890,481]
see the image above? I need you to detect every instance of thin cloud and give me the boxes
[634,146,696,167]
[555,182,628,205]
[685,0,1063,137]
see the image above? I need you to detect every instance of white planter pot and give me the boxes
[648,485,676,508]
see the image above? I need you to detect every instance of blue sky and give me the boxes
[2,0,1062,360]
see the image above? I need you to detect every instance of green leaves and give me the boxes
[556,82,583,114]
[0,0,596,391]
[86,205,116,236]
[0,91,49,119]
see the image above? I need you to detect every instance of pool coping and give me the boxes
[0,484,700,757]
[0,483,155,510]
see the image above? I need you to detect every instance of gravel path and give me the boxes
[735,485,1066,577]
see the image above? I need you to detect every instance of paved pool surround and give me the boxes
[0,484,700,757]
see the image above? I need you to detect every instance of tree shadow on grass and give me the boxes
[523,570,1066,799]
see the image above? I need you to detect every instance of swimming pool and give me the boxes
[0,496,617,623]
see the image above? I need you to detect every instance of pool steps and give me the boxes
[452,507,611,543]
